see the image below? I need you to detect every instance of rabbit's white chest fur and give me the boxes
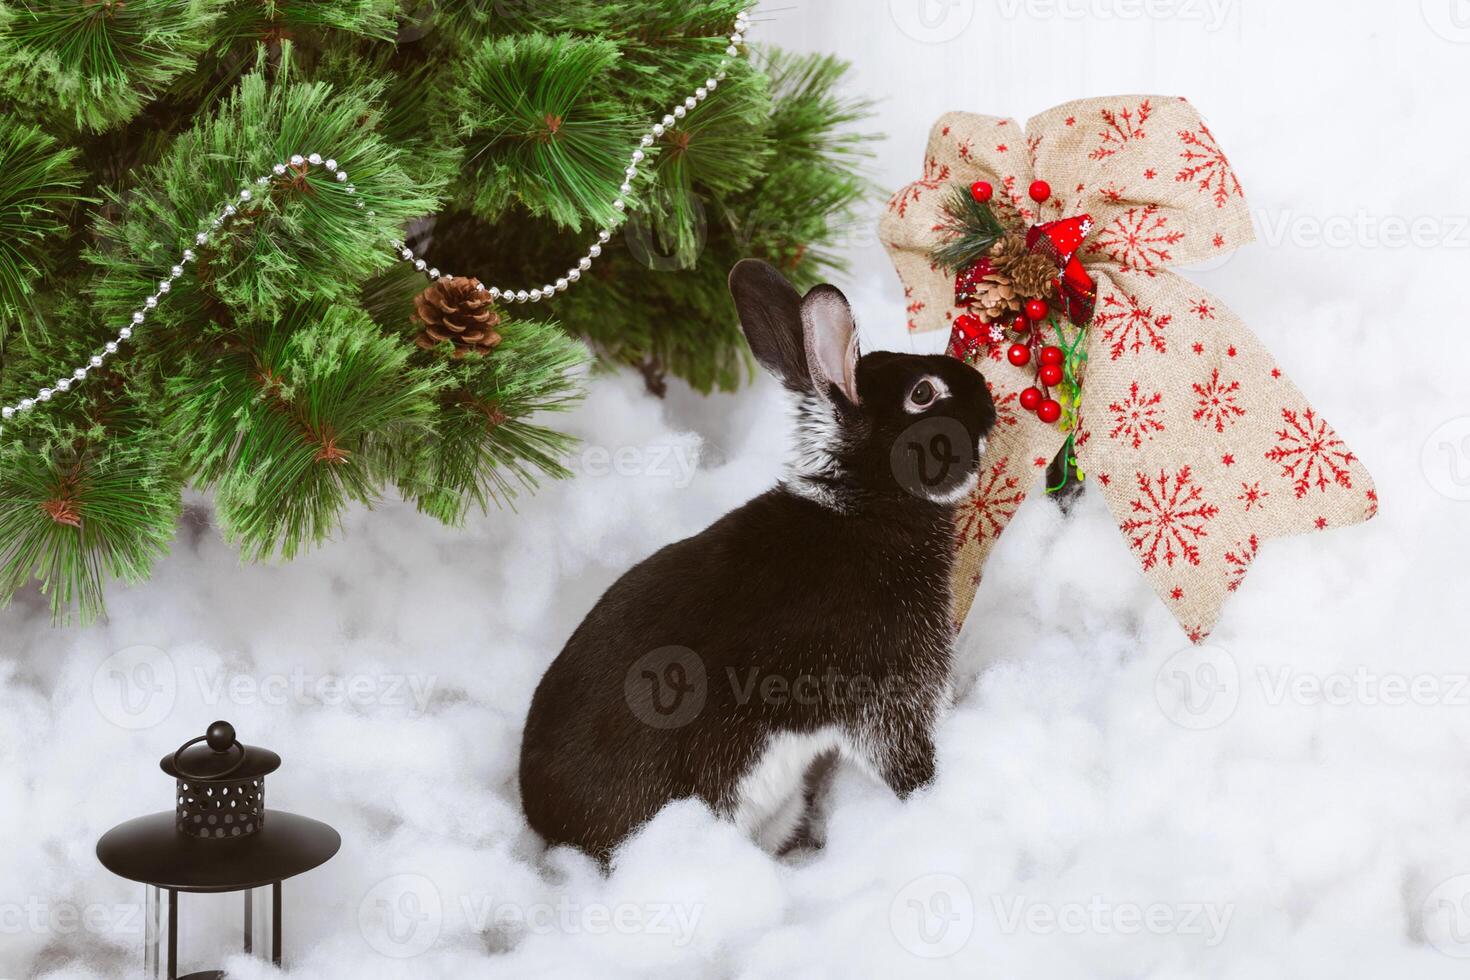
[731,727,867,851]
[731,694,951,853]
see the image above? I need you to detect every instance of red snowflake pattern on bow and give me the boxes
[1120,466,1220,570]
[890,157,950,218]
[955,456,1027,550]
[1237,480,1269,512]
[1176,122,1243,208]
[1192,368,1246,433]
[1224,534,1259,592]
[1086,205,1185,273]
[1265,407,1357,498]
[1108,381,1167,449]
[988,383,1021,429]
[1093,291,1172,360]
[1089,98,1153,161]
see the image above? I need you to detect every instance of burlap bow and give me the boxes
[880,95,1377,641]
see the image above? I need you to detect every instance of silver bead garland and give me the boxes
[0,9,750,437]
[397,11,748,303]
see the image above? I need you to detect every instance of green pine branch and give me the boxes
[931,182,1006,273]
[85,51,443,330]
[166,302,441,560]
[359,262,587,524]
[397,316,588,525]
[455,33,639,230]
[0,0,224,131]
[640,60,771,269]
[0,122,91,351]
[210,0,399,47]
[0,391,181,622]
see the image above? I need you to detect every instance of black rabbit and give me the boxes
[519,259,997,863]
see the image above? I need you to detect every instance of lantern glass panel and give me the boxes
[144,885,275,979]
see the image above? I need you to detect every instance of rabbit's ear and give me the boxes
[729,259,809,388]
[801,284,861,407]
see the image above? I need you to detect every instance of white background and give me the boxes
[3,2,1470,978]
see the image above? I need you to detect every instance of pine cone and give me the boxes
[971,270,1022,323]
[412,276,502,358]
[989,234,1059,306]
[987,232,1029,266]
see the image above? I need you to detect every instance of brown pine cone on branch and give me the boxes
[412,276,502,358]
[969,264,1022,324]
[988,233,1058,306]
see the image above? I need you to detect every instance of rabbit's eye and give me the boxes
[903,376,949,413]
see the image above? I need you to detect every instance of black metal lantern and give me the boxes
[97,721,340,979]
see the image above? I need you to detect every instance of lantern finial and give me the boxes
[204,719,235,752]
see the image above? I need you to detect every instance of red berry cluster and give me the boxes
[1015,346,1065,423]
[957,179,1064,425]
[968,179,1051,206]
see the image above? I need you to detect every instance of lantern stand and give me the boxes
[97,721,341,980]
